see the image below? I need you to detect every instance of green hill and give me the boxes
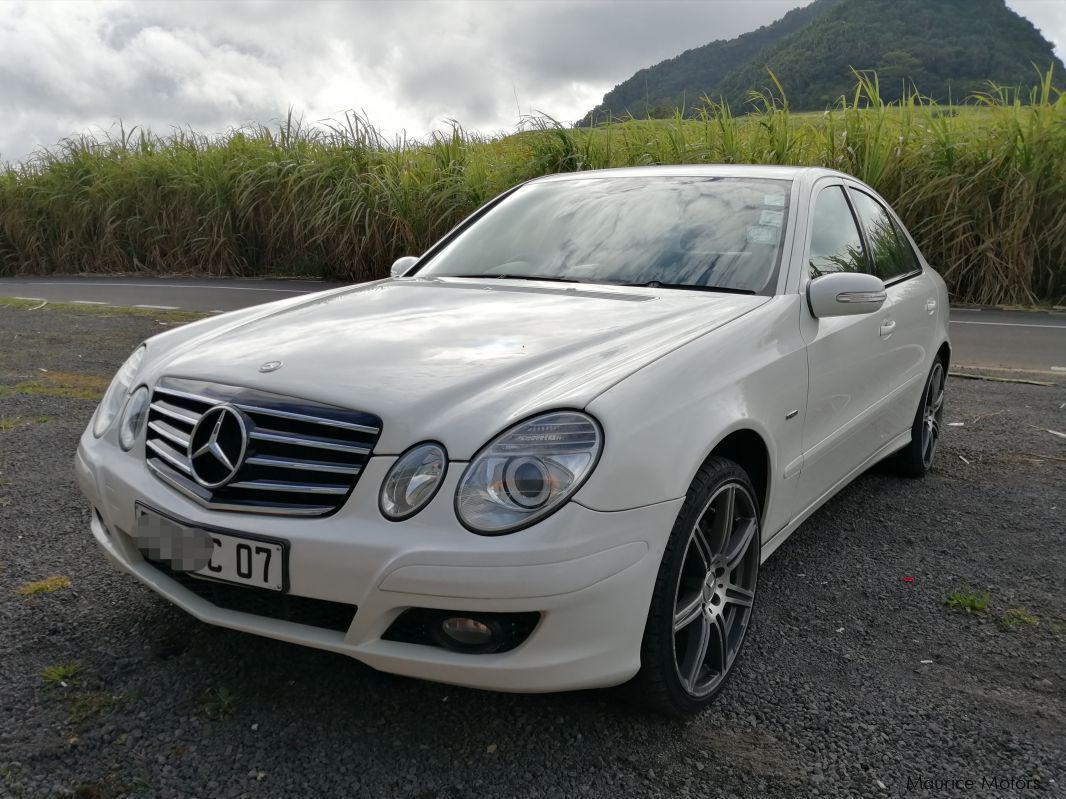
[579,0,1063,122]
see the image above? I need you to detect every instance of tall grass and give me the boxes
[1,71,1063,304]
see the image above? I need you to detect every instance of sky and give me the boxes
[1,0,1064,163]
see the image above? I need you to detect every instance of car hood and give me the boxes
[152,278,769,456]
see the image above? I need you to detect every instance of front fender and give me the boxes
[575,296,808,539]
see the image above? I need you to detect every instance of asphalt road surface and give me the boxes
[1,276,1063,375]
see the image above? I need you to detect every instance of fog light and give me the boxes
[441,617,494,647]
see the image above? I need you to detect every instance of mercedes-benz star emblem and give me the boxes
[259,360,283,373]
[188,405,248,489]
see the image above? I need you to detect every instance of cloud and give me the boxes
[0,0,1062,163]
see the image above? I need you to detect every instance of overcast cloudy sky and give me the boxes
[1,0,1063,163]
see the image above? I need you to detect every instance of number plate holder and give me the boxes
[134,504,289,593]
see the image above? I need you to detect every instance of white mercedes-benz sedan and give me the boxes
[76,165,950,715]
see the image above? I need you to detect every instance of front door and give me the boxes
[795,183,896,516]
[845,185,939,438]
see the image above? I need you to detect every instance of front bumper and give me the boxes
[75,431,681,693]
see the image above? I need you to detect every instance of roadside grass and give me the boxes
[39,663,123,724]
[0,371,109,401]
[1,69,1064,305]
[18,574,72,596]
[69,691,120,724]
[0,415,52,432]
[945,586,991,614]
[198,686,238,720]
[41,663,81,687]
[0,296,209,324]
[1000,608,1040,627]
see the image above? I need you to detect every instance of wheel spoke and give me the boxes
[932,388,945,413]
[683,617,711,689]
[708,485,736,553]
[725,583,755,608]
[709,611,729,677]
[674,593,703,632]
[723,517,757,570]
[689,524,714,572]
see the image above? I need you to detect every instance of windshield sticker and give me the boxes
[747,225,778,244]
[763,194,786,207]
[759,209,784,226]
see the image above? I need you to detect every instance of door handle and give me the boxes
[925,298,937,314]
[880,319,896,337]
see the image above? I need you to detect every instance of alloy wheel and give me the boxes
[671,482,759,698]
[921,362,945,468]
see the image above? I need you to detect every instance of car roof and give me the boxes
[529,164,850,189]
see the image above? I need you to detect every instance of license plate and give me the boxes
[134,507,287,592]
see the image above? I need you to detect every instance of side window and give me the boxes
[808,186,867,278]
[848,190,920,281]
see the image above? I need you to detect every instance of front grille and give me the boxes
[145,558,357,633]
[145,377,382,516]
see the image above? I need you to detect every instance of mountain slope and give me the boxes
[577,0,841,125]
[580,0,1063,122]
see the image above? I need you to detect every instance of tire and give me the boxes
[628,456,761,716]
[894,357,946,478]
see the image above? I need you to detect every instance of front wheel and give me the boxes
[629,457,761,716]
[894,357,946,478]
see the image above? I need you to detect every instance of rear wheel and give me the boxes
[629,457,760,716]
[895,358,946,478]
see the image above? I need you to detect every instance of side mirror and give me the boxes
[390,256,419,278]
[807,272,886,318]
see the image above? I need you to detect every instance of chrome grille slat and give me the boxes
[153,385,215,405]
[236,403,379,434]
[249,429,371,455]
[150,400,202,425]
[244,455,361,475]
[144,377,381,517]
[146,438,193,475]
[150,463,336,516]
[147,419,191,448]
[228,480,351,495]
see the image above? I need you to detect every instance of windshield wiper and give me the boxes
[616,280,757,295]
[444,274,587,284]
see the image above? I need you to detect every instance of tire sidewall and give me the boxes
[639,459,761,715]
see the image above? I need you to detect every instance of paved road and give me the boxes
[2,276,1063,374]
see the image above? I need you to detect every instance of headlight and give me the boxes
[380,442,447,520]
[455,411,603,534]
[119,386,151,450]
[92,344,146,437]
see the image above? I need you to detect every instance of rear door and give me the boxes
[845,185,938,438]
[794,183,896,515]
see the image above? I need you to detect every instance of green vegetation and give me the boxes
[945,586,991,614]
[69,692,119,724]
[1,71,1064,304]
[1000,608,1039,627]
[580,0,1063,122]
[0,371,110,401]
[40,663,81,686]
[19,575,72,596]
[198,686,238,720]
[0,415,51,432]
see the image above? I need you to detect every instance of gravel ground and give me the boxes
[0,304,1063,799]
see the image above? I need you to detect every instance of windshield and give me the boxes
[417,176,792,294]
